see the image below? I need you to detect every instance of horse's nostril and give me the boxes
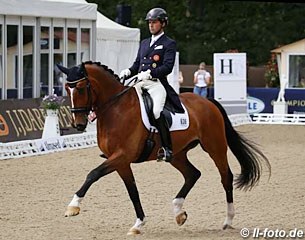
[76,124,86,132]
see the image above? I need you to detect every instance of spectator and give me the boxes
[193,62,211,97]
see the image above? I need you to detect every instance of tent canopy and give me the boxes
[96,12,140,73]
[96,12,139,41]
[47,0,140,73]
[0,0,97,20]
[44,0,140,73]
[0,0,140,74]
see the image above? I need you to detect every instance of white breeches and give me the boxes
[135,79,166,119]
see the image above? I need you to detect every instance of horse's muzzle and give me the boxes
[72,123,87,132]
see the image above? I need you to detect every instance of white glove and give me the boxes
[137,70,152,81]
[119,68,131,78]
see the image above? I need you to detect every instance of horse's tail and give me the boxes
[208,98,271,191]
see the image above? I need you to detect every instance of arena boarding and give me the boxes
[1,113,304,161]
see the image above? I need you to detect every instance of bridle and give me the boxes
[67,76,93,115]
[67,65,141,117]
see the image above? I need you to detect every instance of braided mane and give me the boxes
[83,61,120,82]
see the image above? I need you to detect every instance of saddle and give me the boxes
[142,88,173,127]
[137,87,189,132]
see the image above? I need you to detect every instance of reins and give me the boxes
[96,75,140,115]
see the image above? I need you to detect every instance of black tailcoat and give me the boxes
[129,34,184,113]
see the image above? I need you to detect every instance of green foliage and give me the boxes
[264,53,280,87]
[88,1,305,66]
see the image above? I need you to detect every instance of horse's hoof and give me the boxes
[175,211,187,226]
[127,227,141,236]
[222,224,234,230]
[64,206,80,217]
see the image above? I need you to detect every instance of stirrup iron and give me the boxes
[157,147,172,162]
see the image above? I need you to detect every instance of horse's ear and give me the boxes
[56,64,69,75]
[80,62,88,77]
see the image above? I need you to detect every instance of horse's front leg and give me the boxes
[65,159,116,217]
[116,165,145,236]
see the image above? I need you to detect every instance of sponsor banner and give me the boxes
[0,98,78,143]
[206,87,305,114]
[247,88,305,114]
[247,96,265,114]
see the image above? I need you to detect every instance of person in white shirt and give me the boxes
[193,62,211,97]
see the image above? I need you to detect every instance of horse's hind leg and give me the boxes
[65,158,116,217]
[170,151,201,226]
[208,148,235,229]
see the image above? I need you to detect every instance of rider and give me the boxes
[120,7,184,162]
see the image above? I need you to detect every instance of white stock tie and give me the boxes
[150,39,155,47]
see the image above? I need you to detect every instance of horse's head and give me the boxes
[58,62,126,131]
[57,63,91,131]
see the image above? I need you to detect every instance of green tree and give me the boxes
[88,1,305,66]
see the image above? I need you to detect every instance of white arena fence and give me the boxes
[1,113,304,160]
[0,132,97,160]
[252,113,305,125]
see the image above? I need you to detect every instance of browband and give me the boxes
[67,77,87,85]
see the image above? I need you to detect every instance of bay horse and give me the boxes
[58,61,271,236]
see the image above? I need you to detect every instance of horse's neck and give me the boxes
[94,73,125,105]
[103,79,124,97]
[95,86,139,131]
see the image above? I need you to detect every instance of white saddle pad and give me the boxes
[134,86,189,131]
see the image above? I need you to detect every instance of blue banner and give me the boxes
[206,87,305,114]
[247,88,305,114]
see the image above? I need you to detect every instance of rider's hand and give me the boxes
[137,70,152,81]
[119,69,131,79]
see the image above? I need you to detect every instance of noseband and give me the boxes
[68,77,92,114]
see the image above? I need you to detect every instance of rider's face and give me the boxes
[148,20,163,35]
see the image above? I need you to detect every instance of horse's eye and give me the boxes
[76,87,85,94]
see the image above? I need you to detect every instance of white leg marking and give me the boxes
[68,194,83,207]
[127,218,146,235]
[223,202,235,228]
[172,198,188,226]
[172,198,185,216]
[65,194,83,217]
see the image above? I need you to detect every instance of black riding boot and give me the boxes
[155,112,173,162]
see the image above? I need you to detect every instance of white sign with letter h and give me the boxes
[214,53,247,114]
